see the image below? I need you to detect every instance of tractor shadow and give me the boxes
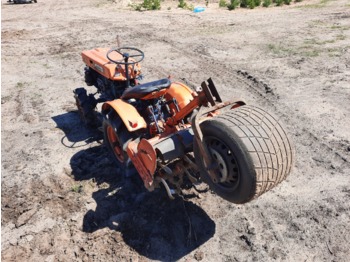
[52,111,103,148]
[70,145,216,261]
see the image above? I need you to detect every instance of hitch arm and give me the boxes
[192,106,221,183]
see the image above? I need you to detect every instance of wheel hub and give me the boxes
[209,148,228,183]
[206,137,240,190]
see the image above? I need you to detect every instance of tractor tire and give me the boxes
[103,113,137,177]
[84,67,96,87]
[194,105,294,204]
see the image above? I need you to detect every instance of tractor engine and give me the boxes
[145,98,169,135]
[84,67,139,100]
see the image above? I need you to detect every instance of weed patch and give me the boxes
[178,0,194,10]
[15,82,29,89]
[227,0,240,9]
[219,0,227,7]
[263,0,272,7]
[131,0,161,10]
[71,184,83,193]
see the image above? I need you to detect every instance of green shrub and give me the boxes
[295,0,302,2]
[178,0,186,8]
[254,0,261,6]
[227,0,240,9]
[284,0,291,4]
[187,3,194,10]
[240,0,248,7]
[249,1,256,8]
[241,0,260,8]
[178,0,194,10]
[219,0,227,7]
[274,0,284,6]
[143,0,161,10]
[131,0,161,10]
[263,0,271,7]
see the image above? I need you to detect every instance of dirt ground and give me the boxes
[1,0,350,261]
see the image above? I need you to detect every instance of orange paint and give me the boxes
[165,82,195,110]
[126,141,154,190]
[102,99,147,132]
[82,48,141,81]
[137,139,157,176]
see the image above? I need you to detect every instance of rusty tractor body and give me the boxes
[74,46,294,204]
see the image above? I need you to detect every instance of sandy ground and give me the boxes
[1,0,350,261]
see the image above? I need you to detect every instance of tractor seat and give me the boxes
[121,78,171,100]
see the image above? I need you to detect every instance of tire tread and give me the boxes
[216,105,294,199]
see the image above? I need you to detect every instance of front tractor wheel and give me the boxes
[194,105,294,204]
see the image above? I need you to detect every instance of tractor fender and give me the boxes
[102,99,147,132]
[165,82,194,110]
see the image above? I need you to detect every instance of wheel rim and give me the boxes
[206,137,240,191]
[106,125,124,163]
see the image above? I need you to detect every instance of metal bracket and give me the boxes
[192,106,220,183]
[200,78,222,106]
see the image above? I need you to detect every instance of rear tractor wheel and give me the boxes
[103,112,136,177]
[194,105,294,204]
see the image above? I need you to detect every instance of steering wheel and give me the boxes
[106,47,144,65]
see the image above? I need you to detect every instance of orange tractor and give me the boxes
[74,47,294,203]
